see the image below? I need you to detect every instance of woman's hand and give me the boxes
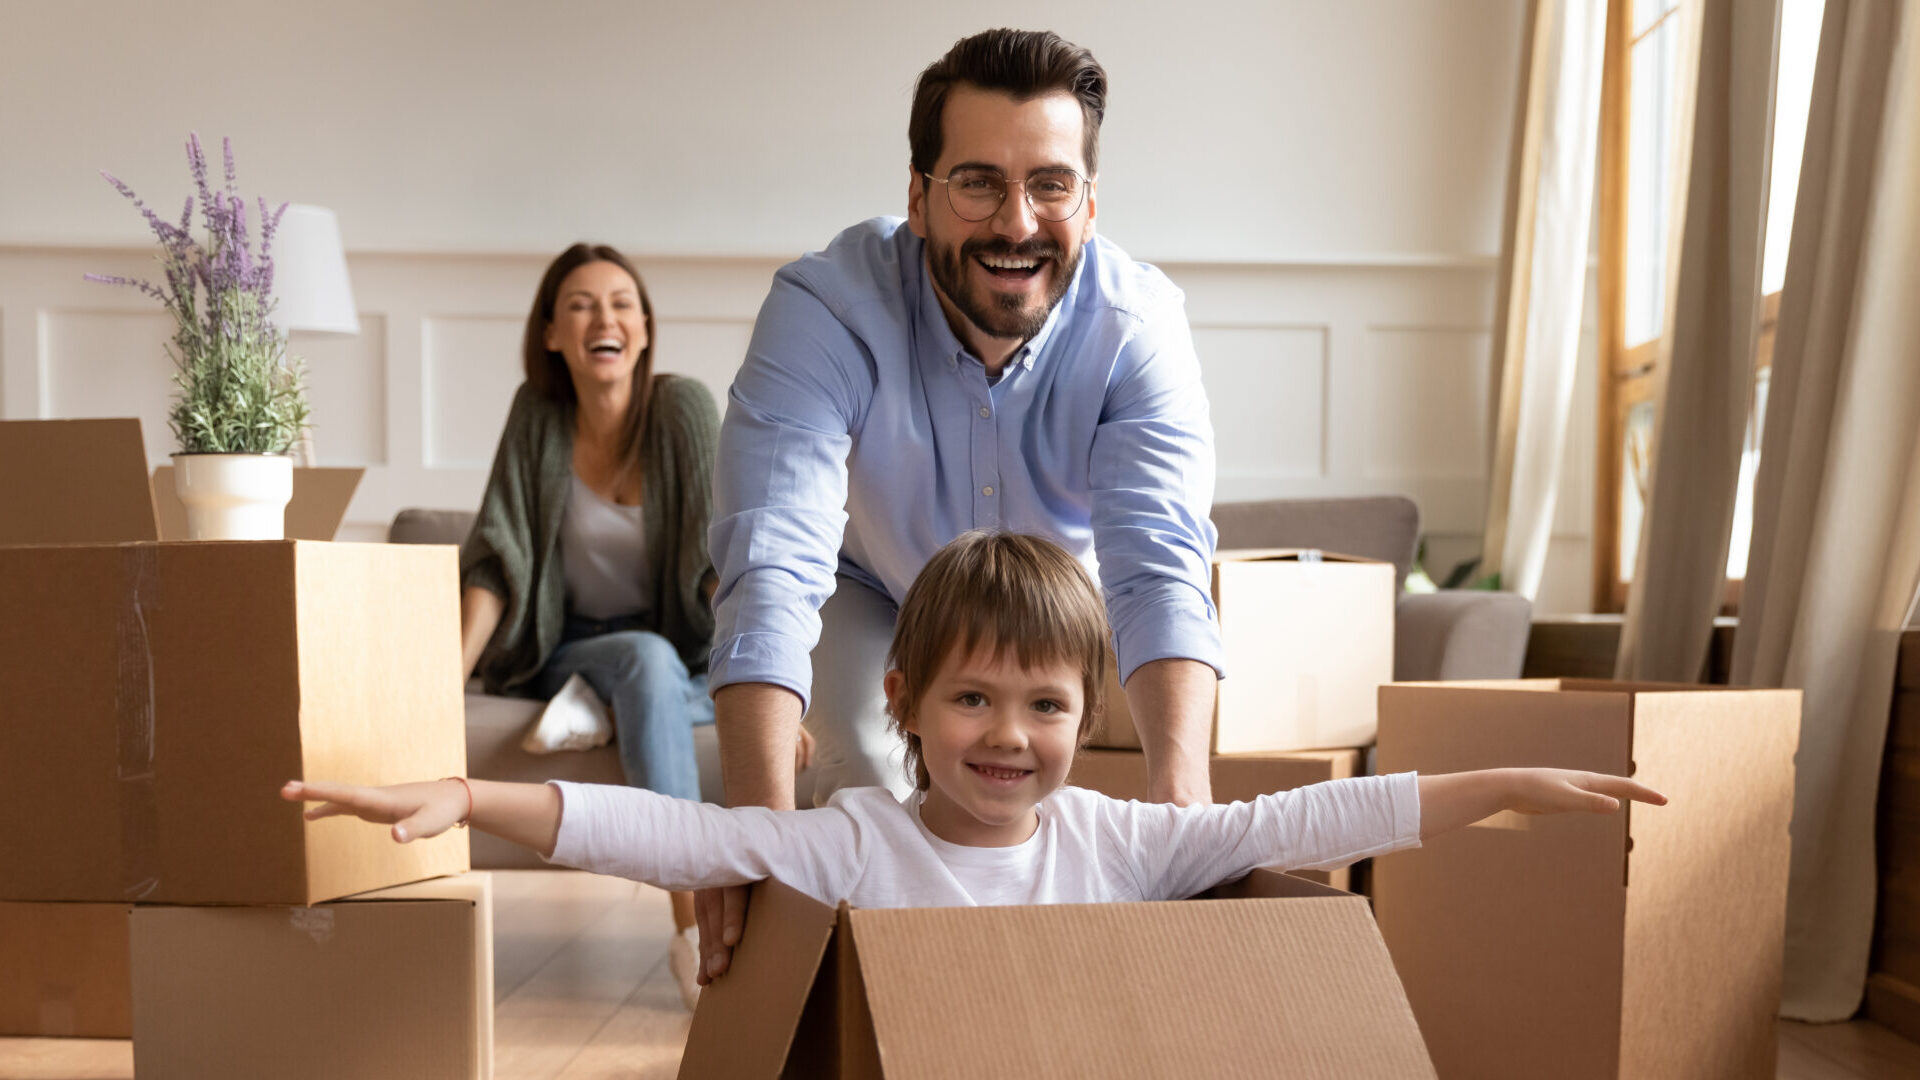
[281,778,469,844]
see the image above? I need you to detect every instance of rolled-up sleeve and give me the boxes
[1089,301,1224,683]
[707,273,870,710]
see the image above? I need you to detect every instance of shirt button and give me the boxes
[982,485,994,496]
[978,406,991,418]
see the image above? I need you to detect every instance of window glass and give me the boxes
[1625,17,1686,347]
[1763,0,1827,294]
[1619,399,1657,583]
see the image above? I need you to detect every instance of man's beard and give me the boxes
[926,234,1080,342]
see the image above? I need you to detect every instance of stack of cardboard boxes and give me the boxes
[1058,549,1802,1077]
[2,420,1803,1076]
[1070,548,1396,892]
[0,419,493,1079]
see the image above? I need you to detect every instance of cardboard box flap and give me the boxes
[343,871,491,905]
[680,879,840,1079]
[1215,546,1386,565]
[1204,865,1352,900]
[151,465,364,541]
[1378,684,1634,775]
[846,899,1434,1078]
[1616,690,1798,1077]
[1376,683,1636,1076]
[0,419,158,544]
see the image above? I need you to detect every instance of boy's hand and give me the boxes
[1418,768,1667,839]
[281,779,468,844]
[1505,768,1667,816]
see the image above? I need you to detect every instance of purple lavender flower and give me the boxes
[89,133,307,454]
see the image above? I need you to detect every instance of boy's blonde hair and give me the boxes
[885,531,1110,791]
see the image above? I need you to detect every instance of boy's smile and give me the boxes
[886,642,1084,848]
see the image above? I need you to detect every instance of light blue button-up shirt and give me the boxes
[709,217,1222,709]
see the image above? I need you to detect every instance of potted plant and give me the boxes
[88,134,310,540]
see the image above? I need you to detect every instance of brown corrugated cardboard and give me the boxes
[130,872,492,1080]
[1094,549,1394,753]
[0,540,468,905]
[1372,679,1799,1079]
[0,901,131,1037]
[151,464,365,540]
[681,869,1435,1079]
[0,418,362,546]
[0,418,158,544]
[1069,747,1363,889]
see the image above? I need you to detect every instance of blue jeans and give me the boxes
[529,614,713,802]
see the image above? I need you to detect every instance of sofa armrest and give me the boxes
[1395,591,1533,682]
[388,508,477,545]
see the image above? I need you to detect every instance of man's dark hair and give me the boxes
[909,29,1107,179]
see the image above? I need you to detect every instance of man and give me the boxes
[698,28,1223,982]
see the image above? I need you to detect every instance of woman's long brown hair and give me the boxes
[521,243,657,466]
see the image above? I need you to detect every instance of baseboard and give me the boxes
[1865,972,1920,1044]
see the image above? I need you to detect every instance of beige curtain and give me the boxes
[1481,0,1607,600]
[1730,0,1920,1021]
[1614,0,1780,681]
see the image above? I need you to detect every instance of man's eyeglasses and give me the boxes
[924,167,1090,223]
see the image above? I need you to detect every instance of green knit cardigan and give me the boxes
[459,375,719,694]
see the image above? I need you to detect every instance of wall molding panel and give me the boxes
[0,245,1598,612]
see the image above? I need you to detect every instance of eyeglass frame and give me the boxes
[921,166,1093,223]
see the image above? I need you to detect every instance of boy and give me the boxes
[284,531,1663,910]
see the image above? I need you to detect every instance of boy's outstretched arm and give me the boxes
[281,778,562,859]
[1417,768,1667,840]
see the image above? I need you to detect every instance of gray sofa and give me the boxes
[391,496,1530,868]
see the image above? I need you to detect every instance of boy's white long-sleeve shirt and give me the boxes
[546,774,1422,907]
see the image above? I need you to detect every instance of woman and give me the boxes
[458,242,720,1009]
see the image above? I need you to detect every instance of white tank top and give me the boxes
[560,473,649,621]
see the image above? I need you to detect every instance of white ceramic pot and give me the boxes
[171,453,294,540]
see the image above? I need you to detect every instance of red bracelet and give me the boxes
[442,776,473,828]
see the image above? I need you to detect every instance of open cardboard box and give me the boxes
[130,872,493,1080]
[0,418,463,904]
[0,901,132,1037]
[1093,549,1394,753]
[0,417,362,543]
[1070,747,1364,890]
[1372,679,1800,1079]
[0,539,469,904]
[680,868,1435,1079]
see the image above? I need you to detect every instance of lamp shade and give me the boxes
[269,204,360,334]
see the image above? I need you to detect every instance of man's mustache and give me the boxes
[959,238,1063,262]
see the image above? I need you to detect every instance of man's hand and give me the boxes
[697,682,807,983]
[693,885,750,985]
[1125,658,1218,805]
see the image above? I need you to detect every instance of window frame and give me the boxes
[1592,0,1780,614]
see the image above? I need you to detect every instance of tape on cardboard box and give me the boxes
[115,544,162,900]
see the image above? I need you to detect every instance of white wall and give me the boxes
[4,0,1521,261]
[0,0,1600,612]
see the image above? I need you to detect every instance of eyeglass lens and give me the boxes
[944,167,1085,222]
